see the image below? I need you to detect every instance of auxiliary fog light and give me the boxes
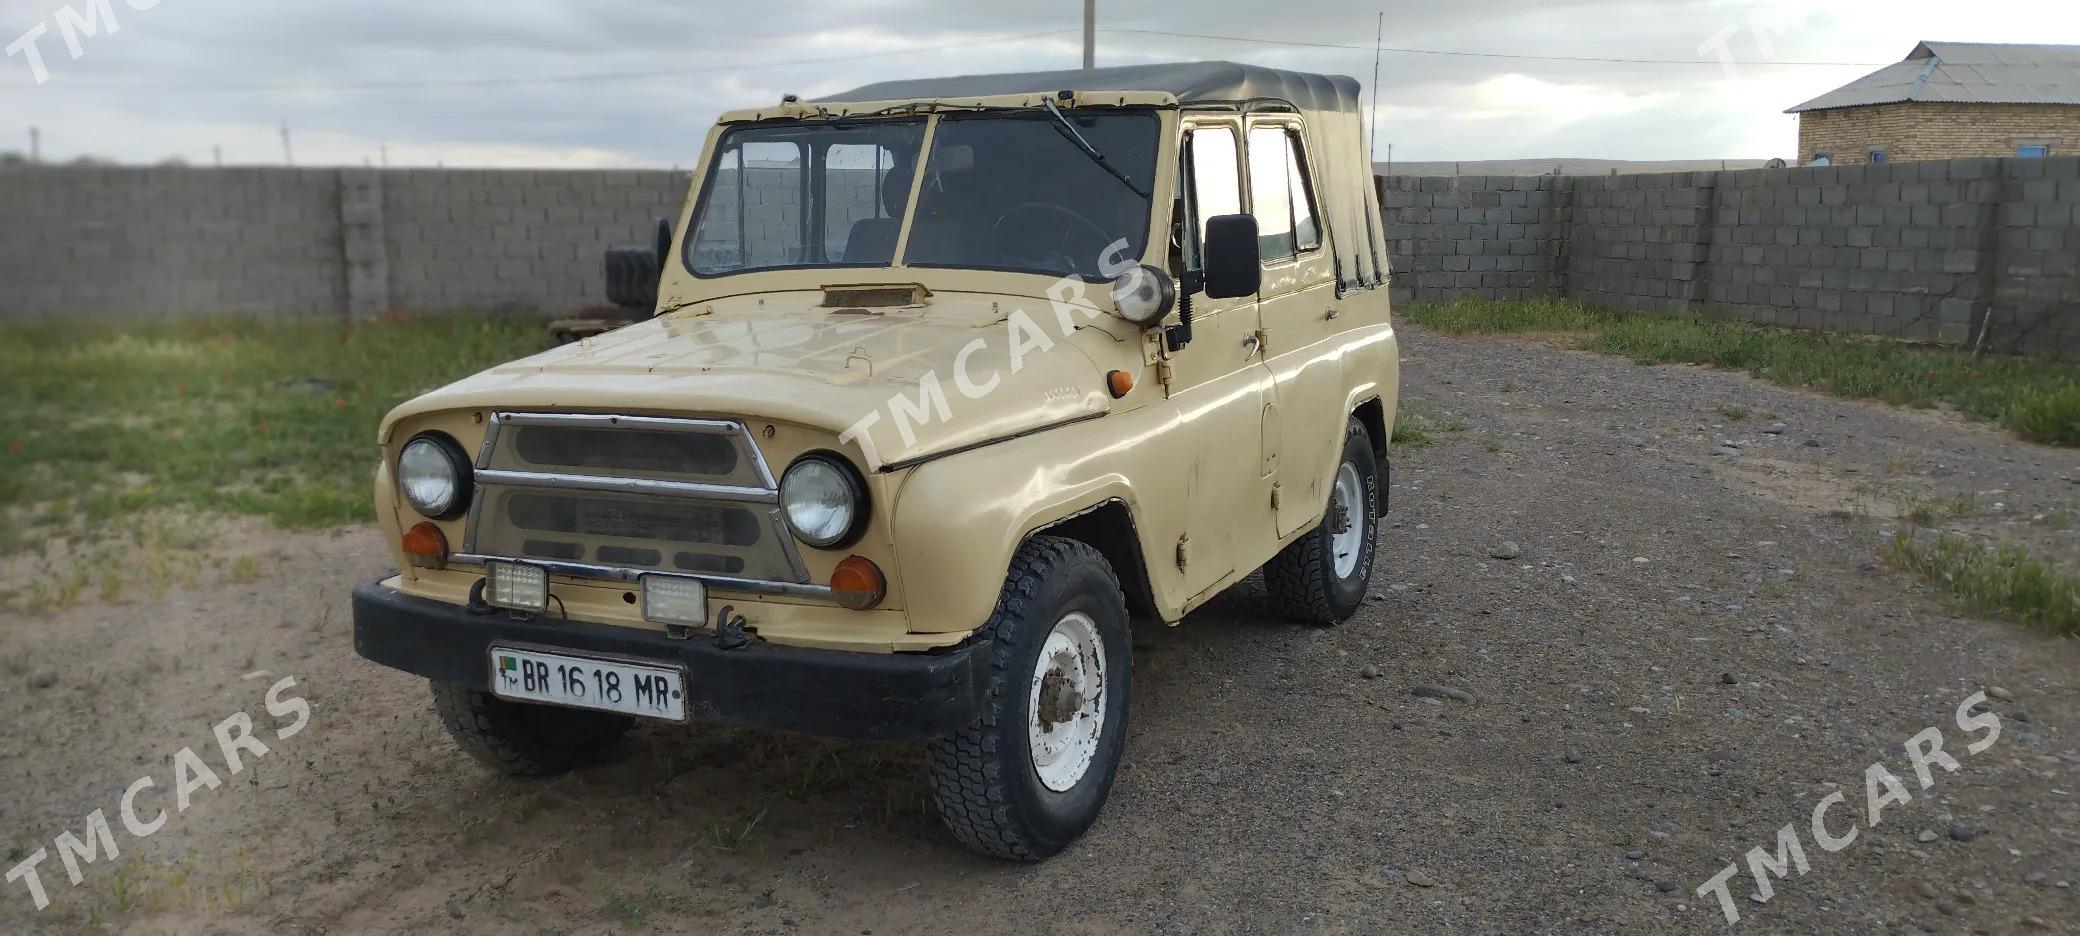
[484,560,548,613]
[640,574,709,627]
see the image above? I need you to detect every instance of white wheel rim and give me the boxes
[1028,611,1107,793]
[1331,461,1365,579]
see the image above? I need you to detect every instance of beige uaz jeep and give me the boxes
[352,61,1399,860]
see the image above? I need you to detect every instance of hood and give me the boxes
[382,290,1133,468]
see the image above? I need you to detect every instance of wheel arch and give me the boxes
[1029,499,1160,620]
[1348,395,1392,517]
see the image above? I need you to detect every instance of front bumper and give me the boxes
[352,578,990,741]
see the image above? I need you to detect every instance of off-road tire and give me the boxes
[603,245,660,310]
[1263,418,1381,625]
[430,680,632,777]
[926,535,1132,861]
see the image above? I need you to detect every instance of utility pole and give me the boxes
[1368,11,1382,162]
[280,122,293,166]
[1082,0,1095,70]
[380,144,389,169]
[28,126,40,163]
[213,145,222,167]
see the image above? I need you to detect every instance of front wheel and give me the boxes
[1263,417,1382,625]
[927,536,1132,860]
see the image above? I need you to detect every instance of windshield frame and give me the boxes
[679,106,1165,283]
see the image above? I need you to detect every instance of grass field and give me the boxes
[1400,299,2080,447]
[0,314,545,551]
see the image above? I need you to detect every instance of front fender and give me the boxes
[888,420,1162,633]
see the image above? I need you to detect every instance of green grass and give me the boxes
[1402,298,2080,446]
[1887,528,2080,635]
[1390,413,1435,447]
[0,314,546,543]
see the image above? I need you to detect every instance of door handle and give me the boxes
[1242,332,1262,360]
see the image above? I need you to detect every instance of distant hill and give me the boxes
[1376,158,1777,177]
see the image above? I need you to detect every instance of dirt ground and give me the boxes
[4,325,2078,935]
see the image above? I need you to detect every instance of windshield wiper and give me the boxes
[1042,98,1149,199]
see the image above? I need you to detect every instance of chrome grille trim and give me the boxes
[473,469,779,504]
[449,554,832,600]
[475,412,776,487]
[462,412,812,594]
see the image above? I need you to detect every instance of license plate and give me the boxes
[489,648,687,722]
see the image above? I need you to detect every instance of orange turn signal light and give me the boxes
[1106,369,1134,398]
[403,521,449,569]
[830,555,887,610]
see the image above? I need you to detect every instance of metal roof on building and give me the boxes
[1787,41,2080,113]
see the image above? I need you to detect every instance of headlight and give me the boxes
[1109,264,1176,327]
[779,454,867,549]
[397,433,471,520]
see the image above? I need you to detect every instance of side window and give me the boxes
[1284,134,1322,252]
[1184,126,1241,270]
[2017,144,2049,159]
[1247,127,1295,261]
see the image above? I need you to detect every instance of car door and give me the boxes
[1245,120,1346,538]
[1163,118,1277,601]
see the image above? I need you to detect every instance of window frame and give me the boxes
[1243,120,1326,267]
[1179,120,1243,278]
[1282,131,1325,256]
[681,118,928,279]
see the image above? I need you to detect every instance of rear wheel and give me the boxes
[927,536,1132,860]
[1263,417,1381,625]
[430,681,632,776]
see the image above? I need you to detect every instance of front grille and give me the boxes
[459,413,808,588]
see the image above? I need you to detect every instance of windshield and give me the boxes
[684,110,1159,280]
[904,111,1157,278]
[685,119,927,276]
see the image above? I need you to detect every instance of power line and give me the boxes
[1,28,1079,94]
[1101,27,1888,67]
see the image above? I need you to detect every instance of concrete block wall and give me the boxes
[1382,155,2080,356]
[377,168,687,313]
[3,159,2076,355]
[0,166,688,318]
[1378,174,1558,308]
[0,166,348,317]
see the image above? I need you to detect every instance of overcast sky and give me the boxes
[3,0,2076,168]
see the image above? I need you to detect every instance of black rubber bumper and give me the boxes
[352,578,990,741]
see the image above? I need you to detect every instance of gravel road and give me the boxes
[3,325,2076,935]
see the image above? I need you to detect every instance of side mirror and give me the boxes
[652,217,675,278]
[1201,214,1261,300]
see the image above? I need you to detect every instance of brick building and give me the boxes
[1788,41,2080,166]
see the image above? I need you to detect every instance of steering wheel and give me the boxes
[991,202,1115,275]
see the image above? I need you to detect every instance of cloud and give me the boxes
[0,0,2072,166]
